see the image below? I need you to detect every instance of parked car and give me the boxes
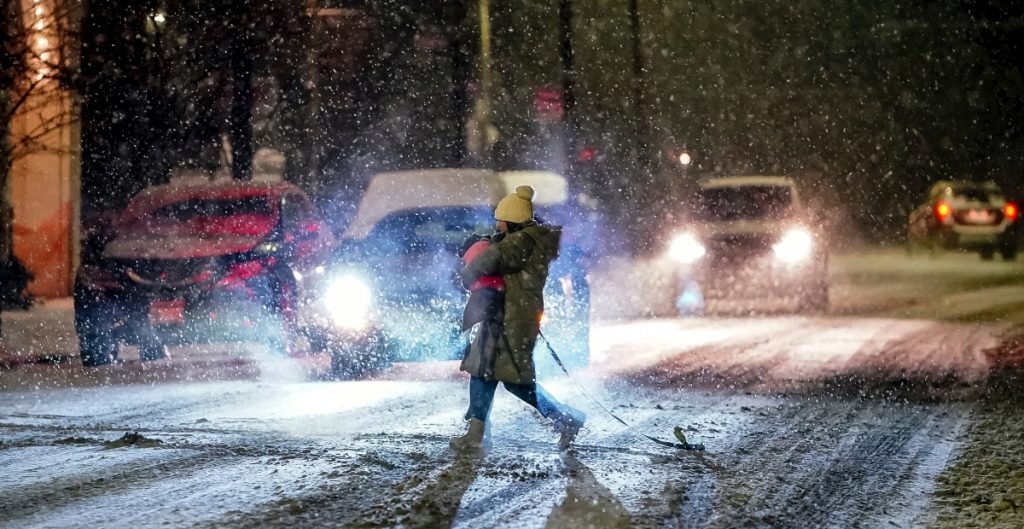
[73,177,334,366]
[307,169,591,379]
[907,180,1019,260]
[665,175,829,313]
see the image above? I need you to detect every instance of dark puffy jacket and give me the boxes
[459,222,561,383]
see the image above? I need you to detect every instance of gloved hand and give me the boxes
[458,233,488,258]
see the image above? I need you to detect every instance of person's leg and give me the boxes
[503,381,585,451]
[503,381,582,420]
[502,381,559,418]
[466,376,499,422]
[533,384,568,419]
[452,376,498,452]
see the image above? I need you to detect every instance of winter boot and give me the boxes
[552,406,586,451]
[450,418,492,452]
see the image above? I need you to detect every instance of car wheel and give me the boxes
[133,321,168,361]
[305,328,330,354]
[906,236,930,258]
[329,346,361,379]
[138,337,167,361]
[797,284,829,314]
[78,329,117,367]
[906,225,924,257]
[928,233,946,258]
[328,336,391,380]
[262,270,302,356]
[999,238,1018,261]
[73,283,119,367]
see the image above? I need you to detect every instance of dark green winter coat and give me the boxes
[460,222,561,384]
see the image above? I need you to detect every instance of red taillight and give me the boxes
[1005,203,1019,222]
[217,260,265,287]
[934,202,952,221]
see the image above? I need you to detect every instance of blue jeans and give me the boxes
[465,376,564,422]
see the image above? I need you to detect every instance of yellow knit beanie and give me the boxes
[494,185,535,223]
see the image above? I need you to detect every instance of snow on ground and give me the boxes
[3,247,1024,527]
[0,297,77,367]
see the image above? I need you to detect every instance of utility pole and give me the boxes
[475,0,494,166]
[558,0,577,179]
[445,1,471,168]
[628,0,651,177]
[229,1,254,181]
[627,0,658,253]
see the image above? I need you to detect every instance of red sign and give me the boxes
[534,84,565,122]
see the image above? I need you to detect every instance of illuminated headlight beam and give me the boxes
[773,227,814,264]
[668,232,706,264]
[324,274,373,330]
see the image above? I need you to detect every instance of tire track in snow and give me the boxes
[808,321,1005,402]
[596,316,1005,399]
[692,399,964,529]
[0,445,246,527]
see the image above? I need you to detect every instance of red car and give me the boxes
[74,178,334,366]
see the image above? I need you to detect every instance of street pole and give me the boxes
[445,1,470,168]
[628,0,650,175]
[558,0,577,180]
[229,1,254,181]
[628,0,656,253]
[476,0,494,166]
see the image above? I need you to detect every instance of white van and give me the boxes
[343,169,570,239]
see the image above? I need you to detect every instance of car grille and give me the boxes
[125,258,219,288]
[706,233,775,256]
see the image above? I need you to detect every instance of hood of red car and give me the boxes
[103,234,265,260]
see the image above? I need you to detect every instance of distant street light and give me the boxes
[672,150,692,201]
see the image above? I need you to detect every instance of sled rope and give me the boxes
[538,331,705,451]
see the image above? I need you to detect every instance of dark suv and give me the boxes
[74,178,334,366]
[907,180,1019,260]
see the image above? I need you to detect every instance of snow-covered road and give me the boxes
[2,248,1024,528]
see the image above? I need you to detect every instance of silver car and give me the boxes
[666,176,829,314]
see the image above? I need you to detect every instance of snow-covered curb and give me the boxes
[0,298,77,367]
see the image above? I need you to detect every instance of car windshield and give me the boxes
[366,207,496,255]
[122,195,277,236]
[691,185,793,221]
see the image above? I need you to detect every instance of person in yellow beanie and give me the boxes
[451,185,586,452]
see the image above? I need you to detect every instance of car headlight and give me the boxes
[668,232,706,264]
[323,274,373,330]
[773,227,814,264]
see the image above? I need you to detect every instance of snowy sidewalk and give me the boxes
[0,298,78,368]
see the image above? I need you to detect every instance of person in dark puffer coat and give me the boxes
[450,185,586,453]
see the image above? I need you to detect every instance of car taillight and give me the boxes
[1005,203,1019,222]
[934,202,953,223]
[217,260,265,287]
